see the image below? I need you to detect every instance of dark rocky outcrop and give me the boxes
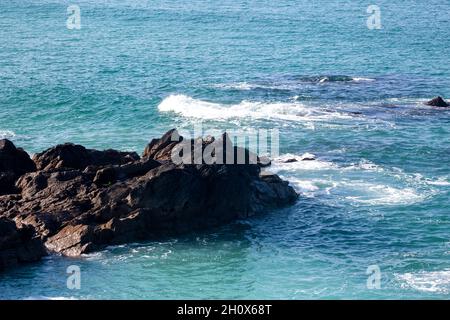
[0,217,45,271]
[33,143,139,171]
[425,96,449,108]
[0,139,36,195]
[0,130,298,267]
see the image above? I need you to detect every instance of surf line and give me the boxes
[177,304,212,318]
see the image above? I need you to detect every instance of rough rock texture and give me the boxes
[0,130,298,267]
[33,143,139,171]
[0,139,36,195]
[0,217,45,271]
[425,96,449,108]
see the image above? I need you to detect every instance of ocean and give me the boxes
[0,0,450,299]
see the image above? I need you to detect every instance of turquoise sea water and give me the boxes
[1,0,450,299]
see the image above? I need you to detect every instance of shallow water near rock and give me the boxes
[1,0,450,299]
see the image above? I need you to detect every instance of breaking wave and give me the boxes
[158,94,353,122]
[0,130,16,139]
[396,270,450,294]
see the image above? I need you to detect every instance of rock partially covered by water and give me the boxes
[0,139,36,195]
[0,130,298,262]
[425,96,449,108]
[0,217,45,271]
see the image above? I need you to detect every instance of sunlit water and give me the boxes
[1,0,450,299]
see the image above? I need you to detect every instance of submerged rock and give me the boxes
[425,96,449,108]
[0,130,298,262]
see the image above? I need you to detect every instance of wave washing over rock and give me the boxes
[0,130,298,270]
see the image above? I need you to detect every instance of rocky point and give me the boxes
[0,129,298,270]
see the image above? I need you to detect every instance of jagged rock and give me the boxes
[0,217,46,271]
[33,143,139,171]
[0,139,36,195]
[0,172,16,195]
[0,139,36,175]
[0,130,298,259]
[143,128,181,161]
[425,96,449,108]
[93,167,117,186]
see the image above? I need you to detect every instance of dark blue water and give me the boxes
[0,0,449,299]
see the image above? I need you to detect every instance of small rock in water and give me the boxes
[281,153,316,163]
[300,153,316,161]
[283,158,298,163]
[425,96,449,108]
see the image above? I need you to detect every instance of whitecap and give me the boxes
[351,77,375,82]
[270,154,336,171]
[343,183,425,206]
[0,130,16,139]
[287,178,319,194]
[396,270,450,294]
[286,177,336,197]
[81,252,104,260]
[157,94,353,122]
[161,249,172,259]
[426,177,450,186]
[343,159,384,172]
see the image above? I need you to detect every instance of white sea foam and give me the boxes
[343,159,385,172]
[315,76,375,83]
[267,155,339,197]
[81,251,104,260]
[287,177,337,197]
[426,177,450,186]
[0,130,16,139]
[351,77,375,82]
[270,154,336,171]
[268,154,429,205]
[396,270,450,294]
[158,94,353,122]
[343,183,425,206]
